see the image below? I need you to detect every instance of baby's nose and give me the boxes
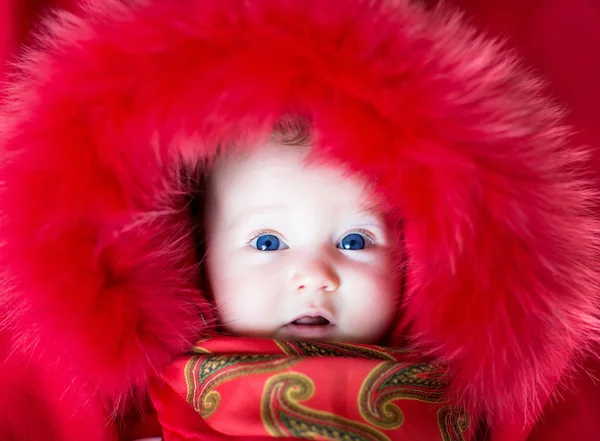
[290,257,340,293]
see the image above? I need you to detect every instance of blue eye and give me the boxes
[337,233,370,250]
[252,234,287,251]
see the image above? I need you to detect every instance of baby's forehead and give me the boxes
[207,143,386,218]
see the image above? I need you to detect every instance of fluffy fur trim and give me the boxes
[1,0,598,432]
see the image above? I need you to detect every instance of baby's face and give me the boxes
[205,143,399,343]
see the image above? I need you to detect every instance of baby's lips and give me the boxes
[290,316,330,326]
[287,308,336,326]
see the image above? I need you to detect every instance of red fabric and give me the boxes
[151,335,474,441]
[0,1,598,440]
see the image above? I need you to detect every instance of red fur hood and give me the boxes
[1,0,598,431]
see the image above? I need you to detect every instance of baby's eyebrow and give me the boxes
[352,211,386,228]
[357,199,386,219]
[226,204,287,231]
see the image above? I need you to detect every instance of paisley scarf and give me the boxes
[150,334,473,441]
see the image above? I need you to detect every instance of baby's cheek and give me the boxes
[340,266,398,338]
[215,266,283,332]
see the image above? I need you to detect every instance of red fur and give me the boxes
[0,0,598,439]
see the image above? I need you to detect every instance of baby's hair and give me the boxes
[271,114,312,146]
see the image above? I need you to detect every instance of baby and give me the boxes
[203,121,401,344]
[139,124,411,441]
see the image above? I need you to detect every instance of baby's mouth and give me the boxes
[290,316,330,326]
[281,314,335,340]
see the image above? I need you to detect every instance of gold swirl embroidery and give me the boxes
[275,340,398,360]
[261,372,391,441]
[185,354,298,418]
[184,336,472,439]
[438,406,470,441]
[188,334,216,354]
[359,362,450,430]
